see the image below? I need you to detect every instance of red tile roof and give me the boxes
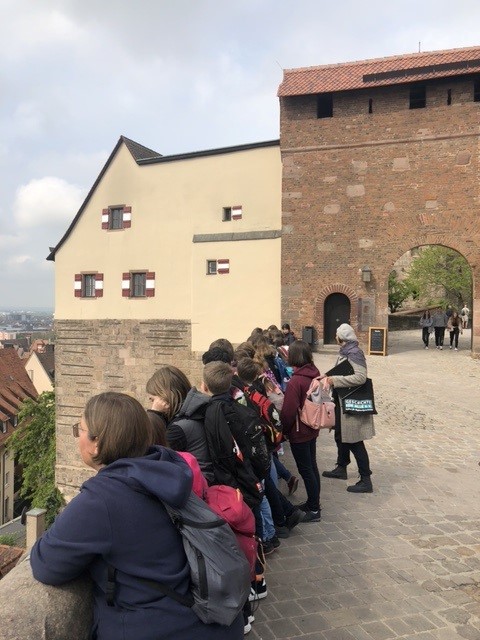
[0,350,37,410]
[278,45,480,97]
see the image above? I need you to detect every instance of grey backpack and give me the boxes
[107,490,251,626]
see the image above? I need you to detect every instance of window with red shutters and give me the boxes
[74,273,103,298]
[122,271,155,297]
[101,206,132,230]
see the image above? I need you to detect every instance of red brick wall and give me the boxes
[280,76,480,354]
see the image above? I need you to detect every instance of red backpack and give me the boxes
[243,386,283,451]
[205,485,257,579]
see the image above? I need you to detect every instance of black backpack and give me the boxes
[220,400,270,481]
[204,401,265,509]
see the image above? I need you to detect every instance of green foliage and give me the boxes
[388,271,414,312]
[404,246,472,309]
[0,534,17,546]
[7,391,64,526]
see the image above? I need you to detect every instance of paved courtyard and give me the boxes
[251,329,480,640]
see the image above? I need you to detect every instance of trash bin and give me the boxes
[302,325,314,344]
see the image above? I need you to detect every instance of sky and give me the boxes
[1,0,480,310]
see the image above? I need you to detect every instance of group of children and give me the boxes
[145,324,315,635]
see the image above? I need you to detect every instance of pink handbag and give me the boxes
[299,377,336,430]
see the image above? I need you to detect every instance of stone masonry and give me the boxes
[280,78,480,354]
[55,319,203,498]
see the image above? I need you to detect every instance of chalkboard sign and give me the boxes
[368,326,387,356]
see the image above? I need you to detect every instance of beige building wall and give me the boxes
[54,141,281,351]
[24,352,54,396]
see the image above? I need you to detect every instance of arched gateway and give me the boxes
[279,46,480,355]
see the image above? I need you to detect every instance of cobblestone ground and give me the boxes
[250,329,480,640]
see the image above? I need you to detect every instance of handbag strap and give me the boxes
[338,382,366,400]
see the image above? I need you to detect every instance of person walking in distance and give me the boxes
[461,304,470,330]
[447,311,463,350]
[322,324,375,494]
[419,310,433,349]
[431,308,448,350]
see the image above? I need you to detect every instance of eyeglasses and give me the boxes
[72,422,88,438]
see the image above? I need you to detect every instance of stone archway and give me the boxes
[315,284,359,345]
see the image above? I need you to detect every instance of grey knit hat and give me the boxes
[336,323,357,342]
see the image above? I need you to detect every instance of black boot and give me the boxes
[347,476,373,493]
[322,465,347,480]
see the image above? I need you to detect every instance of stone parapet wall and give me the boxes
[55,318,201,499]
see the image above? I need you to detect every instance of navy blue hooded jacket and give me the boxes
[30,446,242,640]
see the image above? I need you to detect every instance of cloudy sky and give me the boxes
[1,0,479,310]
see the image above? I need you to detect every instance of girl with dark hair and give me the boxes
[281,323,296,345]
[280,340,321,523]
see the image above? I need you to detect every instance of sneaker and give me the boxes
[455,348,458,351]
[275,525,290,539]
[248,578,267,602]
[262,539,276,556]
[301,510,321,523]
[243,613,255,635]
[286,508,305,531]
[268,535,281,549]
[425,346,429,349]
[287,475,299,495]
[440,346,443,350]
[449,345,452,349]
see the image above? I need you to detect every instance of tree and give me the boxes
[388,271,414,312]
[7,391,64,526]
[404,246,472,308]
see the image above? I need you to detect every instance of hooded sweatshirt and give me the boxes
[30,446,242,640]
[280,363,321,443]
[167,387,214,483]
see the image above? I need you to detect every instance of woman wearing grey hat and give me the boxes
[321,324,375,493]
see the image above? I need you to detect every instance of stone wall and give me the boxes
[280,77,480,354]
[55,319,203,499]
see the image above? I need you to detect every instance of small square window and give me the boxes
[474,80,480,102]
[223,207,232,222]
[131,272,146,297]
[82,274,96,298]
[207,260,217,275]
[410,84,426,109]
[317,93,333,118]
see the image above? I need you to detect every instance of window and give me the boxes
[447,89,452,106]
[110,207,123,229]
[207,260,217,275]
[132,272,146,297]
[122,271,155,297]
[12,416,17,427]
[368,98,373,114]
[409,84,426,109]
[222,205,242,221]
[101,206,132,230]
[74,273,104,298]
[28,369,34,382]
[1,422,6,434]
[474,80,480,102]
[317,93,333,118]
[83,274,96,298]
[206,259,230,275]
[4,496,9,522]
[5,471,9,487]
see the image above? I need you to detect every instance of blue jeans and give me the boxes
[273,453,292,482]
[290,439,320,512]
[260,495,275,540]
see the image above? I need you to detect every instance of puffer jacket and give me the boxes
[280,363,320,443]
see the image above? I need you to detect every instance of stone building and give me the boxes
[278,45,479,352]
[47,137,281,497]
